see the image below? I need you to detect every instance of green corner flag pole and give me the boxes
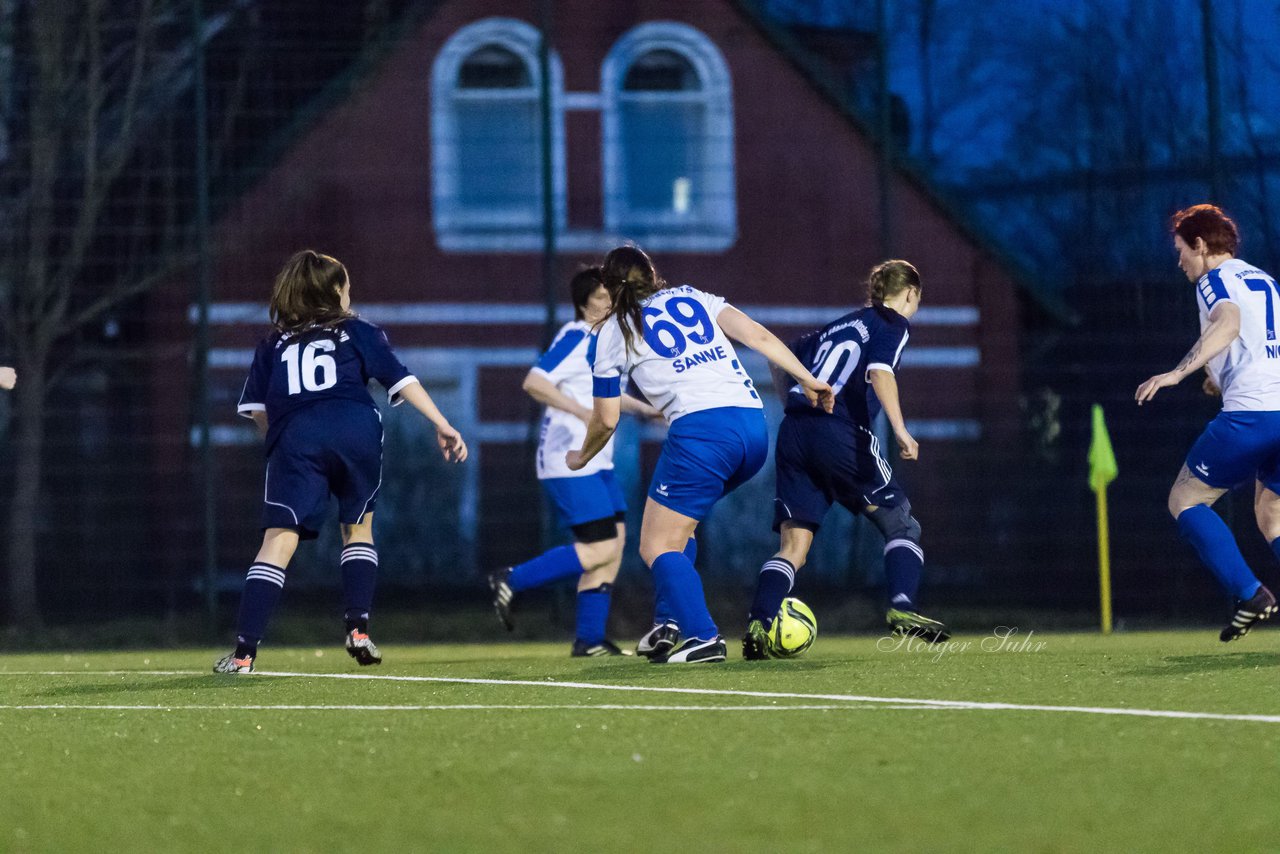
[1088,404,1119,634]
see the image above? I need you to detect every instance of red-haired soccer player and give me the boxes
[1136,204,1279,640]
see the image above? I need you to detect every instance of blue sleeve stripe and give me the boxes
[592,376,621,398]
[586,333,598,368]
[536,329,586,374]
[1206,270,1230,304]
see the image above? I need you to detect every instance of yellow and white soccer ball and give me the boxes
[767,597,817,657]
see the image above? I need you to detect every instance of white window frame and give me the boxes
[601,22,736,251]
[431,17,566,251]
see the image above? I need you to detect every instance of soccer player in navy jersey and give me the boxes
[0,367,14,390]
[487,266,661,656]
[214,250,467,673]
[743,260,950,659]
[1136,204,1279,641]
[568,245,833,663]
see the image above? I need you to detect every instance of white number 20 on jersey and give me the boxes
[281,340,338,395]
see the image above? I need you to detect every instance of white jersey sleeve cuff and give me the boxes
[237,403,265,419]
[387,375,419,406]
[867,363,895,376]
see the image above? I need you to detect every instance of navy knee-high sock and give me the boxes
[749,558,795,624]
[235,562,286,658]
[885,539,925,610]
[341,543,378,633]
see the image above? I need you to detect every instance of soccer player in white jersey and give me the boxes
[1136,204,1279,640]
[488,267,661,656]
[568,245,833,663]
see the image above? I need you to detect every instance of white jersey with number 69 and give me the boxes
[591,285,763,423]
[1197,258,1280,411]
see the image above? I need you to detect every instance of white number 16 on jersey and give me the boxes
[281,340,338,395]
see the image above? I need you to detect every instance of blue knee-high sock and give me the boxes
[749,558,795,623]
[235,562,286,657]
[1177,506,1261,600]
[885,539,925,610]
[653,538,697,626]
[509,544,584,593]
[341,543,378,633]
[576,583,613,645]
[1271,536,1280,569]
[651,551,717,640]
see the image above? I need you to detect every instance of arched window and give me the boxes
[602,23,735,250]
[432,18,565,250]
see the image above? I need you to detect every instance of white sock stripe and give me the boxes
[341,547,379,565]
[246,566,286,587]
[761,560,796,584]
[885,539,924,560]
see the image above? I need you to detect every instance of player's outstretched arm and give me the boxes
[1136,302,1240,405]
[868,369,918,461]
[716,306,833,413]
[0,366,15,390]
[566,396,621,471]
[398,380,468,463]
[522,370,592,423]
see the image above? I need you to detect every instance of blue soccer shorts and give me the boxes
[772,410,906,532]
[1185,410,1280,491]
[648,406,769,522]
[541,469,627,529]
[260,401,384,539]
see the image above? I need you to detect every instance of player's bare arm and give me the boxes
[566,395,620,471]
[250,410,268,437]
[618,391,662,420]
[715,306,834,412]
[0,366,15,390]
[522,369,592,423]
[1136,302,1240,404]
[868,368,918,460]
[399,380,468,463]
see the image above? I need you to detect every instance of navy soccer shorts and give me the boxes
[772,411,906,532]
[648,406,769,522]
[260,400,383,539]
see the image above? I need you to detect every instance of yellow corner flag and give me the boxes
[1088,404,1118,492]
[1088,404,1117,633]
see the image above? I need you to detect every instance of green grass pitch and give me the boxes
[2,630,1277,853]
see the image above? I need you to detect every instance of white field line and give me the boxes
[0,703,937,712]
[3,670,1279,724]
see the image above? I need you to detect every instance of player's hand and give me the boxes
[895,429,919,461]
[436,425,468,463]
[801,377,835,413]
[1135,371,1182,405]
[1202,373,1221,397]
[0,367,15,390]
[565,449,587,471]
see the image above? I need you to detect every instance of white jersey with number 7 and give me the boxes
[1198,258,1280,411]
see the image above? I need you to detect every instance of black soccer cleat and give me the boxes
[742,619,771,661]
[1220,585,1277,642]
[488,567,515,631]
[635,621,680,658]
[345,629,382,666]
[886,607,952,643]
[571,639,632,657]
[650,635,727,664]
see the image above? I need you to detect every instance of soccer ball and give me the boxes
[767,597,817,657]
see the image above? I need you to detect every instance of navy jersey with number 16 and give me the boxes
[785,304,910,430]
[237,317,418,452]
